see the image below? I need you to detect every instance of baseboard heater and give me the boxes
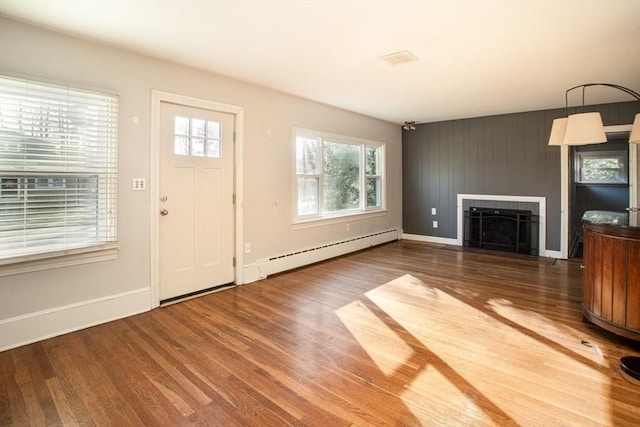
[264,228,399,277]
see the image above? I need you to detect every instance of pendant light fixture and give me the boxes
[548,83,640,146]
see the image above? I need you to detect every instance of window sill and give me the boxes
[0,243,120,277]
[293,209,387,230]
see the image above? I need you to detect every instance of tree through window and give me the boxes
[294,129,384,221]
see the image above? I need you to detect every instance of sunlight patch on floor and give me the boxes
[334,274,614,426]
[401,365,490,425]
[487,298,609,366]
[334,300,414,376]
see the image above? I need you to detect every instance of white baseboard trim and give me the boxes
[543,249,564,259]
[402,233,458,245]
[242,262,268,284]
[402,233,562,259]
[0,287,151,351]
[242,263,258,284]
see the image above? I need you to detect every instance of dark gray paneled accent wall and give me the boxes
[402,101,638,251]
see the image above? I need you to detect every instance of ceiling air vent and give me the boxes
[380,50,419,66]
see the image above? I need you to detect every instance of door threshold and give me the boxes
[160,282,235,307]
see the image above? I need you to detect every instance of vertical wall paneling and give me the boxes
[452,123,465,235]
[402,101,639,252]
[429,125,440,235]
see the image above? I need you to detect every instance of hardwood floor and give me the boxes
[2,240,640,426]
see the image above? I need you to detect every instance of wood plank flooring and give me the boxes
[2,240,640,426]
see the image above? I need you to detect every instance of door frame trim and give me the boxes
[150,90,245,308]
[560,124,636,259]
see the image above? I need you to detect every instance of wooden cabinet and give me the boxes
[583,222,640,341]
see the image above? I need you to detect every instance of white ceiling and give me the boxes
[1,0,639,125]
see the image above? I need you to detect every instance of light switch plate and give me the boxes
[133,178,146,191]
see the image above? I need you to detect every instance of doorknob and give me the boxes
[160,209,169,216]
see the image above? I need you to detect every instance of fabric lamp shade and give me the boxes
[629,113,640,144]
[563,112,607,145]
[548,118,568,146]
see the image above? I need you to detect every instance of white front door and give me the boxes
[159,101,235,301]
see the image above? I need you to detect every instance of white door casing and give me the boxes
[150,91,245,307]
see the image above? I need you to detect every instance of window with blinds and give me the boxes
[0,76,118,262]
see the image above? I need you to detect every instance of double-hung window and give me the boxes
[295,128,385,222]
[0,76,118,262]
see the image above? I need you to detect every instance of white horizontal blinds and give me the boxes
[0,76,118,260]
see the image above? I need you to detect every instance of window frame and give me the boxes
[574,149,629,184]
[365,145,383,209]
[0,75,119,269]
[293,128,386,224]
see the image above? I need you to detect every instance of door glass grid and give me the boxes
[174,116,221,157]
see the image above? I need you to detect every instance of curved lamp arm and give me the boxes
[549,83,640,146]
[565,83,640,110]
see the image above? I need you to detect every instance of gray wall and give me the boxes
[402,101,638,251]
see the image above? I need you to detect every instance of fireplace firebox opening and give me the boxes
[464,207,538,255]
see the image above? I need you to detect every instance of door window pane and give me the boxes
[205,120,221,158]
[175,116,189,135]
[174,136,189,155]
[208,121,221,139]
[192,118,206,137]
[192,138,205,156]
[207,139,220,157]
[174,116,222,157]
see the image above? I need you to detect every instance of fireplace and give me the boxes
[457,194,546,256]
[464,207,538,255]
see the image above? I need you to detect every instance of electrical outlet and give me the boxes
[132,178,146,191]
[346,223,351,232]
[431,208,437,215]
[244,243,251,254]
[433,220,438,228]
